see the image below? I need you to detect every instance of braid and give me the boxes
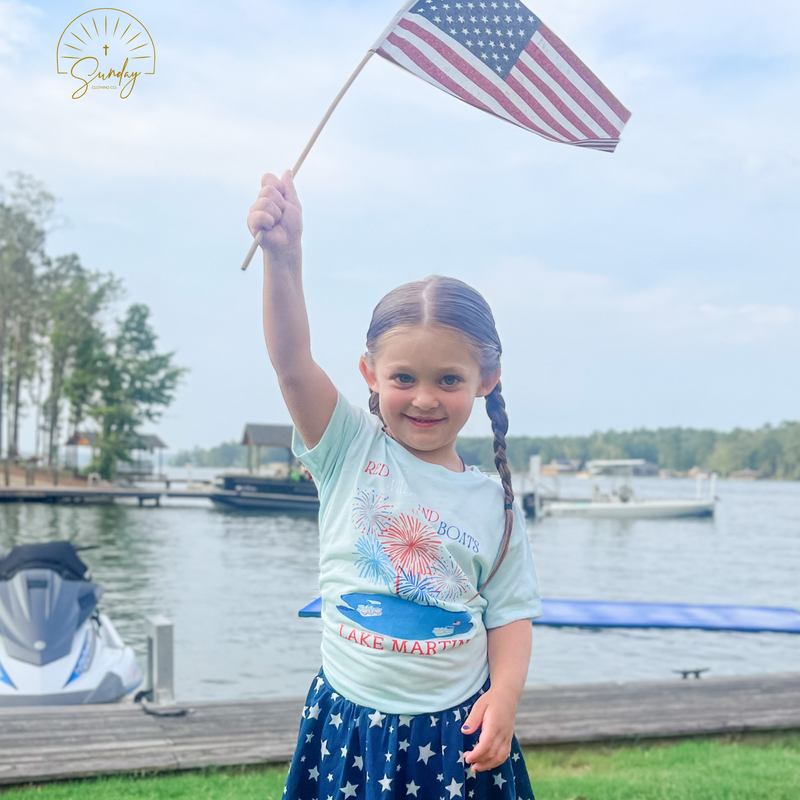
[368,390,384,423]
[478,381,514,595]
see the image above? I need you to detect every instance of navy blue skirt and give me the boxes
[283,669,535,800]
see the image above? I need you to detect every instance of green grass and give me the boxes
[4,733,800,799]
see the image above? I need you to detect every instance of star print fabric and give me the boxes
[283,669,535,800]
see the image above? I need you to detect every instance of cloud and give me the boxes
[0,0,40,56]
[488,258,798,347]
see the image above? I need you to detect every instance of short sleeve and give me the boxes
[292,392,370,493]
[481,503,542,629]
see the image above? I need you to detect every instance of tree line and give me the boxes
[457,423,800,479]
[170,441,288,469]
[0,172,184,478]
[174,422,800,480]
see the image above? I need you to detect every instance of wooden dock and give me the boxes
[0,486,165,506]
[1,672,799,786]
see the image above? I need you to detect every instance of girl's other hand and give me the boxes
[461,687,516,772]
[247,171,303,260]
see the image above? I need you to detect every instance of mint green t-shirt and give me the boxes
[293,393,542,714]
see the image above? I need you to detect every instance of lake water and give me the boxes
[0,473,798,702]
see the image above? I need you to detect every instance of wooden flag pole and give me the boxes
[240,49,376,271]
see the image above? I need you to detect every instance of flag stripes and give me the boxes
[374,6,630,153]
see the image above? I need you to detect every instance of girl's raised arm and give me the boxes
[247,171,338,450]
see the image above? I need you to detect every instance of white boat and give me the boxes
[544,495,715,519]
[524,457,716,520]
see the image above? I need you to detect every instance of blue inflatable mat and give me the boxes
[298,597,800,634]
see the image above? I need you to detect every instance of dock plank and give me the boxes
[0,674,799,785]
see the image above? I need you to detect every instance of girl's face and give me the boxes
[359,325,499,470]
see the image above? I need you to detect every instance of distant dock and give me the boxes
[1,673,799,786]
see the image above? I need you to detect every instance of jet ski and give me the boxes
[0,541,142,706]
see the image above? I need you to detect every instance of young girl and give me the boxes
[248,172,542,800]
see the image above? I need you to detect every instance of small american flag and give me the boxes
[373,0,631,152]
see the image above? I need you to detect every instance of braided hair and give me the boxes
[364,276,514,595]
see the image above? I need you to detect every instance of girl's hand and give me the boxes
[461,687,517,772]
[247,171,303,260]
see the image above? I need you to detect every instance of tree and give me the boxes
[40,254,119,464]
[0,173,53,459]
[82,304,185,479]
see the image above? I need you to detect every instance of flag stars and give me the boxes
[434,16,441,22]
[466,38,473,45]
[340,782,358,798]
[309,766,320,781]
[340,745,348,758]
[353,755,364,770]
[378,775,393,792]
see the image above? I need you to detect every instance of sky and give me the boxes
[1,0,798,454]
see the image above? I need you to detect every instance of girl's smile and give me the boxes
[359,325,499,471]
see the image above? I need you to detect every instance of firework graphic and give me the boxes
[378,514,441,577]
[352,489,393,537]
[353,535,395,588]
[396,569,436,605]
[428,555,472,602]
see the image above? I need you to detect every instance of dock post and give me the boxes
[529,455,542,520]
[146,615,175,704]
[3,460,8,487]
